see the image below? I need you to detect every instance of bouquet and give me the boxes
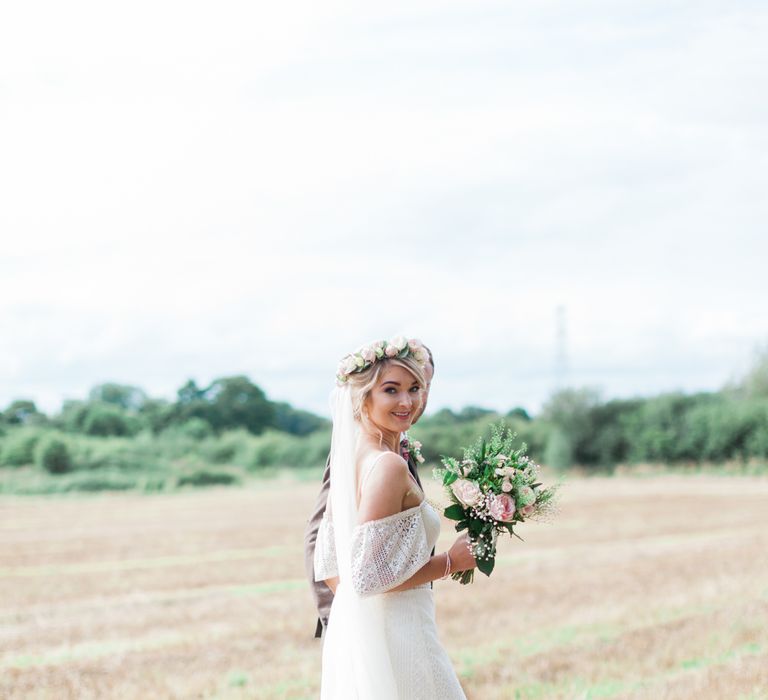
[434,423,558,584]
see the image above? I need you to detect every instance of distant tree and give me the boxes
[88,383,147,411]
[57,400,89,432]
[426,408,459,425]
[205,376,274,434]
[176,379,206,406]
[621,392,709,463]
[457,406,496,422]
[542,388,601,438]
[541,387,602,469]
[81,403,138,437]
[3,400,46,426]
[173,376,275,435]
[173,380,210,424]
[506,407,531,422]
[581,398,643,466]
[138,398,176,433]
[272,402,329,436]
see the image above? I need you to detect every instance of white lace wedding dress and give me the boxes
[314,452,467,700]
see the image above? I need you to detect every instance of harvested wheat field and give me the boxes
[1,474,767,700]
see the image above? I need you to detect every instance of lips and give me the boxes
[392,411,411,420]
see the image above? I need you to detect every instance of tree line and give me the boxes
[0,349,766,492]
[0,376,328,438]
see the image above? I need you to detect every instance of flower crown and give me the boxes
[336,335,429,386]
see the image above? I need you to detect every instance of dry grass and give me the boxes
[1,474,767,699]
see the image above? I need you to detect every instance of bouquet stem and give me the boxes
[451,569,474,585]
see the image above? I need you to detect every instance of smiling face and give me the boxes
[364,364,423,436]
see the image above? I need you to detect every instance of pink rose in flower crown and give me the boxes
[488,493,516,522]
[451,478,483,507]
[361,346,376,363]
[385,344,399,357]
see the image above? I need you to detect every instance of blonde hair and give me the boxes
[346,356,426,444]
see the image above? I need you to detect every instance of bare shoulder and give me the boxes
[358,451,410,523]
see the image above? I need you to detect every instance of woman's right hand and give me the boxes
[447,533,476,573]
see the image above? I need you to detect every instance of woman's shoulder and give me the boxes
[363,449,408,472]
[357,449,410,517]
[358,449,409,487]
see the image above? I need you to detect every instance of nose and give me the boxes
[398,392,412,409]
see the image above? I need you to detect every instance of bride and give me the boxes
[313,337,475,699]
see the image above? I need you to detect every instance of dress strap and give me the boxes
[358,451,395,496]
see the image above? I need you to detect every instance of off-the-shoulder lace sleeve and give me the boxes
[350,505,430,596]
[313,514,338,581]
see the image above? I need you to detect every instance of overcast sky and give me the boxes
[2,1,767,418]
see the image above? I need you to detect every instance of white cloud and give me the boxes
[1,0,767,416]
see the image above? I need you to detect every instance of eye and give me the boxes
[409,386,420,392]
[384,387,396,394]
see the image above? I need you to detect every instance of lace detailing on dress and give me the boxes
[350,503,431,596]
[313,514,338,581]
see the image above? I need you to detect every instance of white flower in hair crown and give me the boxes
[336,335,429,386]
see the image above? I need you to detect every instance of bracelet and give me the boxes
[441,552,452,580]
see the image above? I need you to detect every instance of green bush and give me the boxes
[544,428,572,470]
[35,435,73,474]
[60,471,137,492]
[202,429,255,465]
[577,398,643,467]
[277,429,331,467]
[73,437,164,472]
[152,429,200,461]
[82,403,141,437]
[0,428,43,466]
[745,403,768,457]
[176,469,241,487]
[411,414,504,464]
[540,388,602,469]
[177,417,214,440]
[680,398,768,462]
[248,429,330,469]
[272,402,330,435]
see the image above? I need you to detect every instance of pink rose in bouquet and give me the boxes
[488,493,516,522]
[451,478,483,507]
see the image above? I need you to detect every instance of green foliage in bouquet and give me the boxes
[435,423,558,584]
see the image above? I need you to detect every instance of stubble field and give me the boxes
[1,473,767,699]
